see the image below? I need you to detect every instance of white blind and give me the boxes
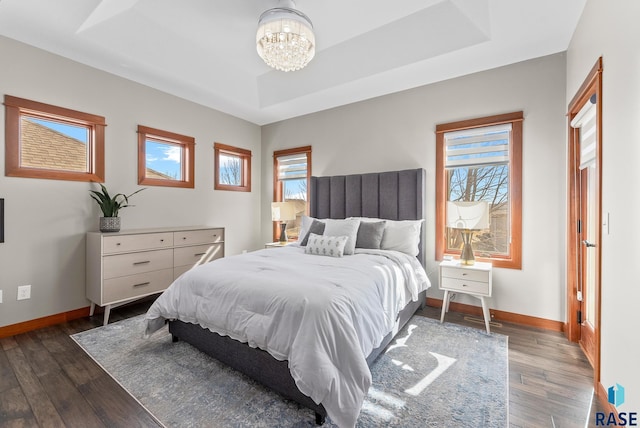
[570,94,597,169]
[445,123,511,168]
[277,153,307,180]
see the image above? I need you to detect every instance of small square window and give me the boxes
[138,125,195,188]
[214,143,251,192]
[4,95,105,182]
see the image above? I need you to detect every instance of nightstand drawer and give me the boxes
[441,266,489,283]
[103,249,173,279]
[103,232,173,254]
[103,268,173,302]
[441,277,490,295]
[174,229,224,246]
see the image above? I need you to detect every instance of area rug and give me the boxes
[71,315,508,427]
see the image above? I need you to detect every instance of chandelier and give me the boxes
[256,1,315,72]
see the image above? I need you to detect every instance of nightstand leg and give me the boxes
[480,296,491,334]
[440,290,450,324]
[89,302,95,317]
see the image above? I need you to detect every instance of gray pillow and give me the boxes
[323,218,361,255]
[355,221,386,249]
[300,219,326,246]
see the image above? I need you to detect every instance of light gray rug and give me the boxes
[71,315,508,427]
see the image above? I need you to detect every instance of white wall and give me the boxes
[262,53,568,322]
[0,36,262,327]
[567,0,640,411]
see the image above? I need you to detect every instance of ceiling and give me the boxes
[0,0,586,125]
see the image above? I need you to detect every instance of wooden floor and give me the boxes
[0,301,604,427]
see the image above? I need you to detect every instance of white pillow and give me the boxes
[322,218,361,255]
[380,219,423,256]
[305,233,348,258]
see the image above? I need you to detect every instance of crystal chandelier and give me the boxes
[256,1,315,72]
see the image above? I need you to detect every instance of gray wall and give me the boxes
[262,53,568,322]
[0,36,262,327]
[567,0,640,411]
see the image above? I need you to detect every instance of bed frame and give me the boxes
[169,168,427,425]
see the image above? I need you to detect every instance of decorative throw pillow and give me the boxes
[380,219,423,256]
[355,221,386,249]
[322,218,361,255]
[300,219,326,246]
[304,233,348,258]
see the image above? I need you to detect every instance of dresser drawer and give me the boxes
[103,232,174,254]
[103,249,173,279]
[174,243,224,268]
[174,228,224,246]
[103,268,173,303]
[441,266,489,283]
[441,277,490,295]
[174,264,192,280]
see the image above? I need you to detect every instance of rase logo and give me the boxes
[596,383,637,426]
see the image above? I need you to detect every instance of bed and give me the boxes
[144,168,429,427]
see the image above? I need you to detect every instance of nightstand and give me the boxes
[439,259,493,333]
[264,241,294,249]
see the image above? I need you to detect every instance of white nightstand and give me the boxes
[264,241,294,249]
[439,259,493,333]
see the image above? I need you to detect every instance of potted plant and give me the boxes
[89,183,145,232]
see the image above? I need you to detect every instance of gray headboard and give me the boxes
[310,168,426,266]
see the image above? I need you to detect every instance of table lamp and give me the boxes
[271,202,296,242]
[447,201,490,265]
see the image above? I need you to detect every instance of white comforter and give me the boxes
[144,245,430,427]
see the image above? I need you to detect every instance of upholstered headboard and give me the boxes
[309,168,426,266]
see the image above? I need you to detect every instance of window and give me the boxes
[4,95,105,182]
[436,112,522,269]
[214,143,251,192]
[273,146,311,241]
[138,125,195,188]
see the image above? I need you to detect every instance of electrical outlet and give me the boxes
[0,289,3,303]
[17,285,31,300]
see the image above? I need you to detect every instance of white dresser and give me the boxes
[86,226,224,325]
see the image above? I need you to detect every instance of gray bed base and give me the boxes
[168,168,427,425]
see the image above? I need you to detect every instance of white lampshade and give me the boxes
[271,202,296,222]
[447,201,490,230]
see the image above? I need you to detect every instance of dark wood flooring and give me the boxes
[0,300,604,427]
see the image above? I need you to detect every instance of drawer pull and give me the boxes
[462,273,468,276]
[194,252,206,257]
[133,260,151,265]
[183,237,187,240]
[462,284,468,287]
[116,243,121,246]
[160,239,164,242]
[133,282,151,287]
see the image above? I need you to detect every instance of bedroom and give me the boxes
[0,0,638,426]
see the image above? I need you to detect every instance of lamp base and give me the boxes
[279,222,288,243]
[459,230,475,265]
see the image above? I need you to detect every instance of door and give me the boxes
[566,57,602,380]
[578,162,597,366]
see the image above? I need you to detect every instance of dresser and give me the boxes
[86,226,224,325]
[439,260,493,333]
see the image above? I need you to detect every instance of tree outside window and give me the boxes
[436,112,522,269]
[214,143,251,192]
